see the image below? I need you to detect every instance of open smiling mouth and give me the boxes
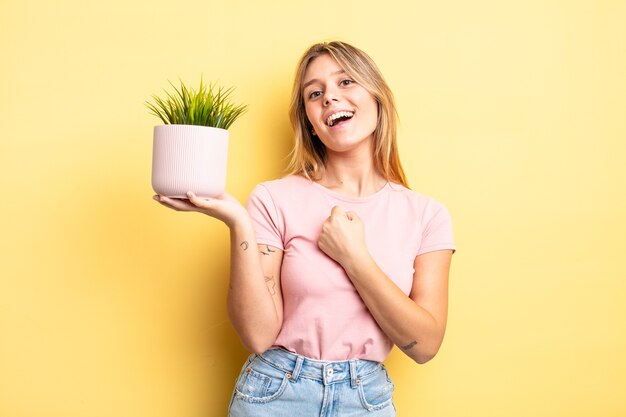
[326,111,354,127]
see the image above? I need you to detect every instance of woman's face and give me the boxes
[301,54,378,154]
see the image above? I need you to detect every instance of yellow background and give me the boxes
[1,0,625,416]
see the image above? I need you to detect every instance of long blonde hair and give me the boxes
[287,41,408,188]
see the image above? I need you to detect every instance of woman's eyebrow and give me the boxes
[302,70,346,90]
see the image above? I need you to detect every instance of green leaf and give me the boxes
[145,77,247,129]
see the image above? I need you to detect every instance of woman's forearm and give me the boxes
[227,218,281,353]
[343,255,446,364]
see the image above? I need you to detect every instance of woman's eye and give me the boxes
[340,79,354,86]
[308,90,322,99]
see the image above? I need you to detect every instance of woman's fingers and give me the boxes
[153,195,196,211]
[152,192,248,227]
[186,192,215,209]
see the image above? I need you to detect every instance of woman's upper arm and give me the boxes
[258,244,284,324]
[409,249,454,332]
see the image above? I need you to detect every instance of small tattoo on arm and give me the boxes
[240,241,249,251]
[265,276,276,295]
[260,245,276,256]
[401,341,417,351]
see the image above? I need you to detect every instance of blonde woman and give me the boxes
[154,41,455,416]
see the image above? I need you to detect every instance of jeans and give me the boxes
[228,348,396,417]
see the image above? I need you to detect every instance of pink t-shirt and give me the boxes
[247,175,455,362]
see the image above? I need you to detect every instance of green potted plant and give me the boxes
[147,78,247,198]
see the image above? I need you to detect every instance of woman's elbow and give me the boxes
[413,351,437,364]
[410,337,444,364]
[244,338,274,355]
[240,326,281,354]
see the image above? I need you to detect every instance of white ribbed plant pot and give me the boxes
[151,125,228,198]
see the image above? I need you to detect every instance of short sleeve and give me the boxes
[246,184,284,250]
[417,202,456,256]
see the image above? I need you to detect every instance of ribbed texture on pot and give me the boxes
[151,125,229,198]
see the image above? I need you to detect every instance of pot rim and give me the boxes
[154,124,228,132]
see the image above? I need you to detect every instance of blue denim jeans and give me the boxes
[228,348,396,416]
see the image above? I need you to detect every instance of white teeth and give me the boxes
[326,111,354,126]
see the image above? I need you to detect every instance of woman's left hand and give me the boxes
[318,206,369,267]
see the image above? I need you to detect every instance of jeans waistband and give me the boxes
[258,348,383,387]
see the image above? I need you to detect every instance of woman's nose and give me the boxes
[323,88,339,106]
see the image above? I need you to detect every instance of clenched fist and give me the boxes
[318,205,369,267]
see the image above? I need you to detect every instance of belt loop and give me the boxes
[349,360,358,389]
[290,354,304,382]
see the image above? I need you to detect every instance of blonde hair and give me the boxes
[287,41,408,188]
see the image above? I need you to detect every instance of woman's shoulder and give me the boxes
[387,182,452,214]
[250,174,312,199]
[255,174,311,190]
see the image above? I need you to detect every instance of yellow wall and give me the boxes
[1,0,625,416]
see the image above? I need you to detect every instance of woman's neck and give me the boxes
[317,155,387,197]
